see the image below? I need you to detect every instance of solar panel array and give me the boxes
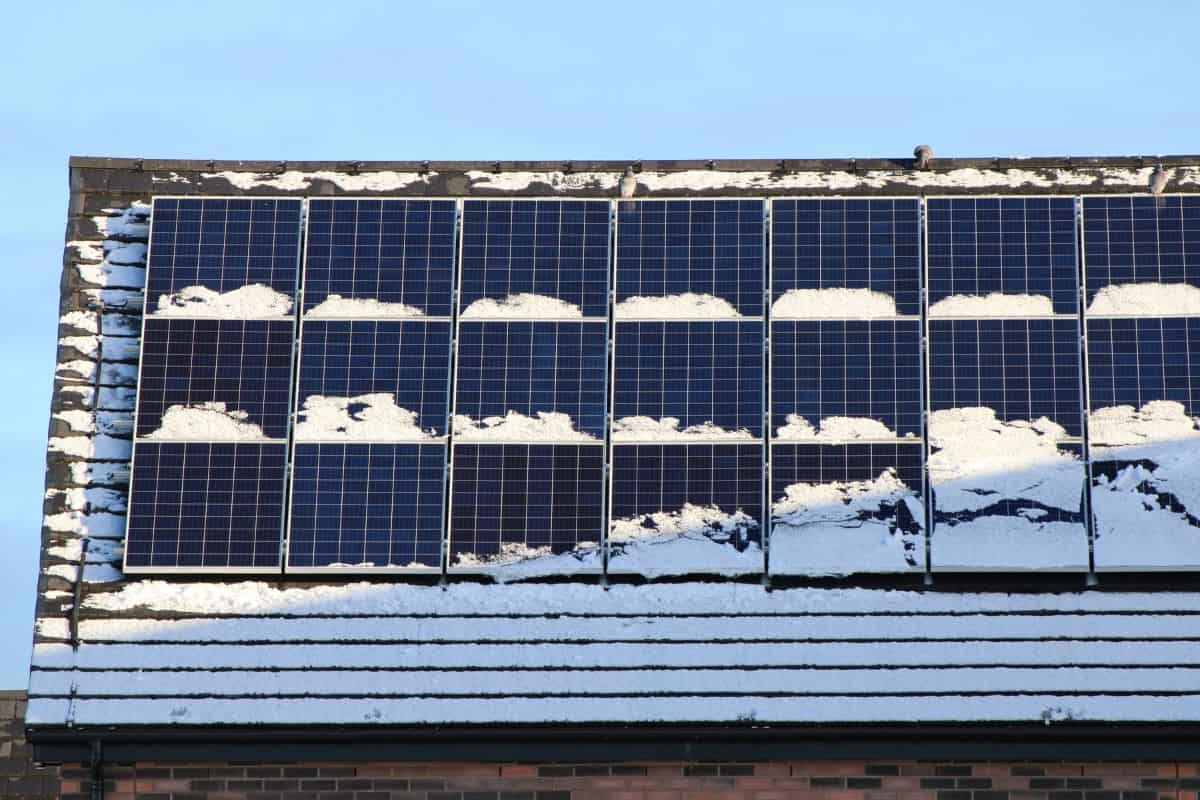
[124,193,1200,575]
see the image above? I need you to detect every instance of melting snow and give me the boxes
[203,170,433,192]
[152,285,293,318]
[771,470,923,574]
[928,293,1056,317]
[144,403,272,441]
[460,294,584,319]
[928,407,1086,569]
[452,542,602,580]
[1087,283,1200,317]
[772,288,899,319]
[453,411,598,442]
[612,416,755,441]
[1089,402,1200,568]
[294,394,437,441]
[305,295,426,319]
[608,504,761,577]
[775,414,910,441]
[614,293,742,319]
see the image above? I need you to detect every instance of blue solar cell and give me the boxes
[125,442,286,569]
[1083,195,1200,304]
[449,444,604,566]
[610,443,763,538]
[771,320,922,438]
[135,319,295,439]
[146,198,301,314]
[288,443,446,569]
[460,200,611,317]
[927,197,1079,315]
[612,321,763,437]
[1087,317,1200,415]
[454,321,608,438]
[772,199,921,316]
[297,320,452,436]
[928,318,1083,435]
[302,199,457,316]
[616,199,764,316]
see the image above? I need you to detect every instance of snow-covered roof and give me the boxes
[32,155,1200,741]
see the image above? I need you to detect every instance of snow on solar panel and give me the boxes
[125,198,301,572]
[771,198,921,317]
[927,197,1078,317]
[448,444,604,574]
[769,443,924,574]
[288,443,445,570]
[771,320,922,441]
[302,199,456,317]
[1083,196,1200,315]
[459,200,610,319]
[613,321,763,440]
[615,199,764,317]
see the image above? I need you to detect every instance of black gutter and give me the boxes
[29,722,1200,763]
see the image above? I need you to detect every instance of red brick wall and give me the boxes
[55,760,1199,800]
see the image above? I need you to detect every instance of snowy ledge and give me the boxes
[612,417,756,442]
[1087,283,1200,317]
[460,294,585,319]
[305,295,427,319]
[772,288,899,319]
[928,293,1057,318]
[151,285,294,319]
[295,395,438,442]
[614,293,744,320]
[453,411,599,442]
[775,414,915,442]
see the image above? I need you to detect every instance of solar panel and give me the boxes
[769,443,924,574]
[613,321,764,438]
[771,198,921,316]
[459,200,611,318]
[608,443,763,573]
[125,442,287,569]
[302,199,456,316]
[125,198,301,572]
[1083,195,1200,307]
[135,319,295,439]
[448,444,604,570]
[1087,317,1200,412]
[615,199,764,316]
[771,320,922,439]
[145,198,302,314]
[288,443,445,570]
[927,197,1078,315]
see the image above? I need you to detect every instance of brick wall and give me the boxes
[55,760,1198,800]
[0,690,60,799]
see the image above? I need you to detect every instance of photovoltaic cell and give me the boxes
[1087,317,1200,415]
[145,197,302,314]
[771,320,922,438]
[297,320,452,435]
[454,321,608,438]
[125,442,287,569]
[771,443,923,498]
[928,318,1083,435]
[288,443,445,569]
[449,444,604,567]
[616,199,764,316]
[771,199,921,316]
[1083,195,1200,304]
[302,199,457,316]
[460,200,611,317]
[613,321,763,437]
[135,319,295,439]
[926,197,1079,315]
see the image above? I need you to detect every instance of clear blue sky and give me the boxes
[1,0,1197,687]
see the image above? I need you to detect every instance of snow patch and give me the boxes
[614,293,742,319]
[305,294,426,319]
[203,170,433,192]
[608,504,761,577]
[771,470,923,574]
[772,288,898,319]
[44,511,126,539]
[612,416,755,441]
[294,394,437,441]
[460,293,583,319]
[1087,283,1200,317]
[453,411,597,442]
[48,435,132,461]
[152,285,293,318]
[929,293,1056,317]
[775,414,910,441]
[452,542,602,580]
[144,403,272,441]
